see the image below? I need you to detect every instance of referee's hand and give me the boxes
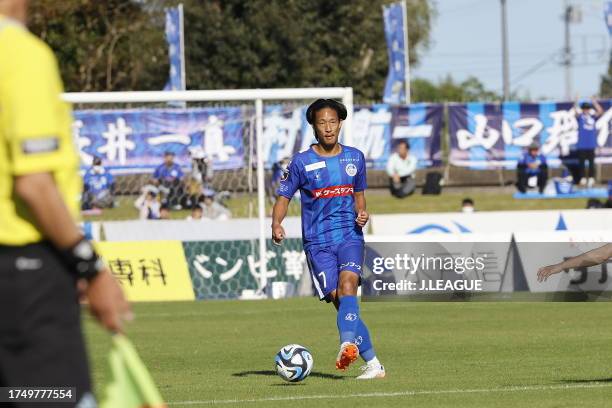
[86,268,132,333]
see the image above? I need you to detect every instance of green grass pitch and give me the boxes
[85,298,612,407]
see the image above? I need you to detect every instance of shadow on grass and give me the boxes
[560,377,612,383]
[232,370,345,380]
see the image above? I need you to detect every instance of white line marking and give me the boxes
[168,382,612,406]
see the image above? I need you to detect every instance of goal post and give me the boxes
[62,87,354,294]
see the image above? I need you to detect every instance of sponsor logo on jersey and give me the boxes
[312,184,354,199]
[345,163,357,177]
[305,161,326,172]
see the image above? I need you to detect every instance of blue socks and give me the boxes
[337,295,359,344]
[355,319,375,362]
[336,295,377,362]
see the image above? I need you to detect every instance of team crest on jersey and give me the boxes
[345,163,357,177]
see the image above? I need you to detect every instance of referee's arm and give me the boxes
[15,172,132,333]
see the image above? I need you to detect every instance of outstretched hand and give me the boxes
[537,264,563,282]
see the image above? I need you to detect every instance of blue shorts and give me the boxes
[305,240,364,301]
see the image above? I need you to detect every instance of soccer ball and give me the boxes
[274,344,314,382]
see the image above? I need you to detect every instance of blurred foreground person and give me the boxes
[0,1,130,405]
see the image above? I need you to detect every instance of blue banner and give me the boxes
[164,5,185,91]
[382,2,407,104]
[261,103,444,170]
[73,108,244,173]
[71,104,444,174]
[449,101,612,169]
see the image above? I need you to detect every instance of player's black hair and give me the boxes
[580,102,593,111]
[462,197,474,206]
[92,156,102,166]
[306,99,347,123]
[306,99,347,141]
[395,139,410,149]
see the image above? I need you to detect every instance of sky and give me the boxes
[411,0,610,101]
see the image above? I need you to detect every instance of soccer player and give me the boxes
[271,99,385,379]
[0,1,130,405]
[537,243,612,282]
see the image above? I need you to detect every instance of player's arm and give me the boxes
[14,173,131,332]
[592,98,604,117]
[272,196,290,244]
[354,191,369,227]
[272,159,300,244]
[537,243,612,282]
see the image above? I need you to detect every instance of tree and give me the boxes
[28,0,168,92]
[600,51,612,98]
[27,0,435,99]
[183,0,435,100]
[412,75,501,103]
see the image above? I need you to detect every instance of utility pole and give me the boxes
[564,1,573,100]
[501,0,510,101]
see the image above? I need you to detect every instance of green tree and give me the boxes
[28,0,168,92]
[183,0,435,100]
[27,0,435,99]
[412,75,501,103]
[600,51,612,98]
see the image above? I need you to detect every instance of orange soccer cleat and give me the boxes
[335,342,359,371]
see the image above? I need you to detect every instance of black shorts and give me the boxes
[0,242,92,407]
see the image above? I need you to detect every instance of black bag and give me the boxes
[422,172,442,195]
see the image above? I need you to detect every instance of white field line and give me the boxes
[168,382,612,406]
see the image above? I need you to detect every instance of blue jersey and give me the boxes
[83,168,114,194]
[518,153,546,176]
[576,114,597,150]
[277,144,367,249]
[153,163,183,183]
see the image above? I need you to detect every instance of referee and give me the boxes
[0,1,130,406]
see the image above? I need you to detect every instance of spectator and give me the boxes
[516,142,548,194]
[159,205,171,220]
[153,151,184,210]
[574,98,604,188]
[134,185,161,220]
[186,205,204,221]
[200,190,231,220]
[82,156,115,210]
[185,147,214,208]
[386,140,417,198]
[586,198,603,209]
[461,198,475,213]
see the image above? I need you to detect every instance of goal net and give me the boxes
[64,88,353,296]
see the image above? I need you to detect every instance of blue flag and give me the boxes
[382,1,407,104]
[164,5,185,91]
[605,1,612,36]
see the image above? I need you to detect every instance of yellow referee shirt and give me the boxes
[0,16,81,246]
